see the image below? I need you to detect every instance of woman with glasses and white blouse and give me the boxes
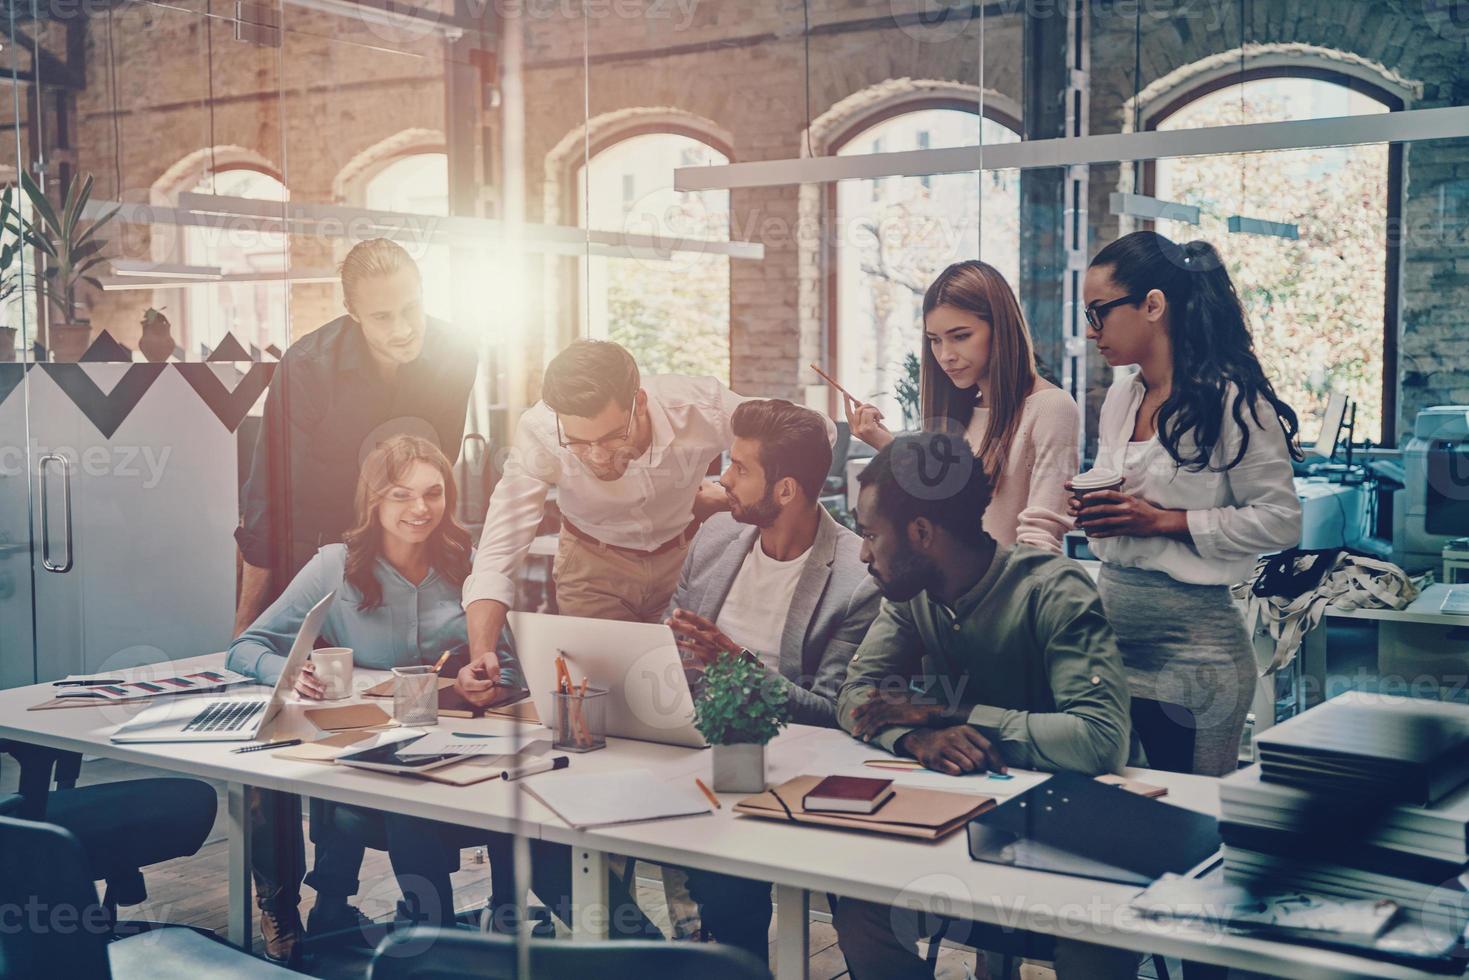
[1072,231,1302,778]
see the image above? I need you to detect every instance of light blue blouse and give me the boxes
[227,543,521,688]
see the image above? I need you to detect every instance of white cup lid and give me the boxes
[1069,468,1123,491]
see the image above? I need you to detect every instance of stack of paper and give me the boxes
[519,769,713,829]
[1220,693,1469,931]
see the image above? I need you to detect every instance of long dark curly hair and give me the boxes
[342,435,472,610]
[1089,231,1302,471]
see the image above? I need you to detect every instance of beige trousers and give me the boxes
[552,531,689,625]
[551,529,701,938]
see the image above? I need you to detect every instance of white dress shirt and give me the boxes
[714,537,812,670]
[1088,373,1301,586]
[463,374,748,610]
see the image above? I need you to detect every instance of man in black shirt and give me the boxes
[234,246,477,633]
[233,239,476,962]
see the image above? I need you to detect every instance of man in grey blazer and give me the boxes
[666,398,880,961]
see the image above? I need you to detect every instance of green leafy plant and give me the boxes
[21,170,118,325]
[0,190,29,312]
[891,350,921,430]
[692,653,790,746]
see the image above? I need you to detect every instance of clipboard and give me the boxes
[966,771,1220,885]
[735,775,995,841]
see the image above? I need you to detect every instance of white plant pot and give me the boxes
[711,742,766,794]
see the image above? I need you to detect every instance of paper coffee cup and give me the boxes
[1067,468,1124,499]
[312,647,355,701]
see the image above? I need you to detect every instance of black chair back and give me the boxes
[0,815,113,980]
[369,929,770,980]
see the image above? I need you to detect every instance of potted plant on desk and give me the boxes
[693,652,790,794]
[21,170,118,362]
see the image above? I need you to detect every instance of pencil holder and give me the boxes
[392,665,439,726]
[552,687,607,753]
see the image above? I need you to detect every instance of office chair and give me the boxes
[368,929,770,980]
[0,813,306,980]
[0,740,217,917]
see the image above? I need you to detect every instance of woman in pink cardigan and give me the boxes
[843,260,1078,551]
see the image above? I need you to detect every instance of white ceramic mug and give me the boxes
[311,647,355,701]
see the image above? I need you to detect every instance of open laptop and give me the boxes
[111,592,335,744]
[508,611,707,749]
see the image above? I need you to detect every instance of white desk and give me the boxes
[0,655,1433,980]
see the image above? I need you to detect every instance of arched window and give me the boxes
[832,106,1021,425]
[182,167,288,356]
[576,132,730,384]
[362,152,451,322]
[1147,70,1401,443]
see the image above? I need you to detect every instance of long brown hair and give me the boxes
[918,260,1039,480]
[342,435,472,610]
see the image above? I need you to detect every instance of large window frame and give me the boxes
[823,97,1023,419]
[570,125,735,384]
[1140,66,1404,445]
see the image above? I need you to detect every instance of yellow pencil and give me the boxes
[431,650,451,674]
[695,777,722,810]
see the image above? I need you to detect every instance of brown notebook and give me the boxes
[804,775,895,814]
[736,775,994,841]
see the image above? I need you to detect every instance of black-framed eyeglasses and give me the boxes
[556,409,636,455]
[1084,294,1144,332]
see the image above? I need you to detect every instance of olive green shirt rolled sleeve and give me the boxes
[837,547,1133,774]
[961,563,1132,773]
[837,599,923,753]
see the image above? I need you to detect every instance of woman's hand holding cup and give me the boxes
[293,661,326,700]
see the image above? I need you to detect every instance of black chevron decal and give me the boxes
[39,363,168,439]
[175,363,275,433]
[0,363,26,411]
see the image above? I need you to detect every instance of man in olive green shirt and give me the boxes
[832,432,1137,980]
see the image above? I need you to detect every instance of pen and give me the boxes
[501,755,570,781]
[232,739,302,754]
[54,679,125,686]
[694,777,721,809]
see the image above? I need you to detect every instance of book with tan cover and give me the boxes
[735,774,995,841]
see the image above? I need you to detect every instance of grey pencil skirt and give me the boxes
[1097,563,1256,777]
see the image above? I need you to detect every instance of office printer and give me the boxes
[1393,406,1469,573]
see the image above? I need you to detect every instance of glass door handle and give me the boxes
[38,454,73,573]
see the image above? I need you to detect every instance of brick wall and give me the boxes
[17,0,1469,440]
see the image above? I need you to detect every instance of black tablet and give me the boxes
[335,734,467,774]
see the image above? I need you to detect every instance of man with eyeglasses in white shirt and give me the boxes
[455,338,779,937]
[455,339,759,698]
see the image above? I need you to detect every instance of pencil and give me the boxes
[808,362,863,407]
[694,777,722,809]
[431,650,451,674]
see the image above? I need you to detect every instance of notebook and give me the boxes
[1255,694,1469,805]
[735,775,994,841]
[803,775,895,814]
[519,769,714,829]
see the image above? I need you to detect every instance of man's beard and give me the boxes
[729,488,781,528]
[870,544,935,603]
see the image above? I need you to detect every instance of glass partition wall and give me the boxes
[1,0,1468,968]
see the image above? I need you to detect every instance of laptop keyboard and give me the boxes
[182,699,266,733]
